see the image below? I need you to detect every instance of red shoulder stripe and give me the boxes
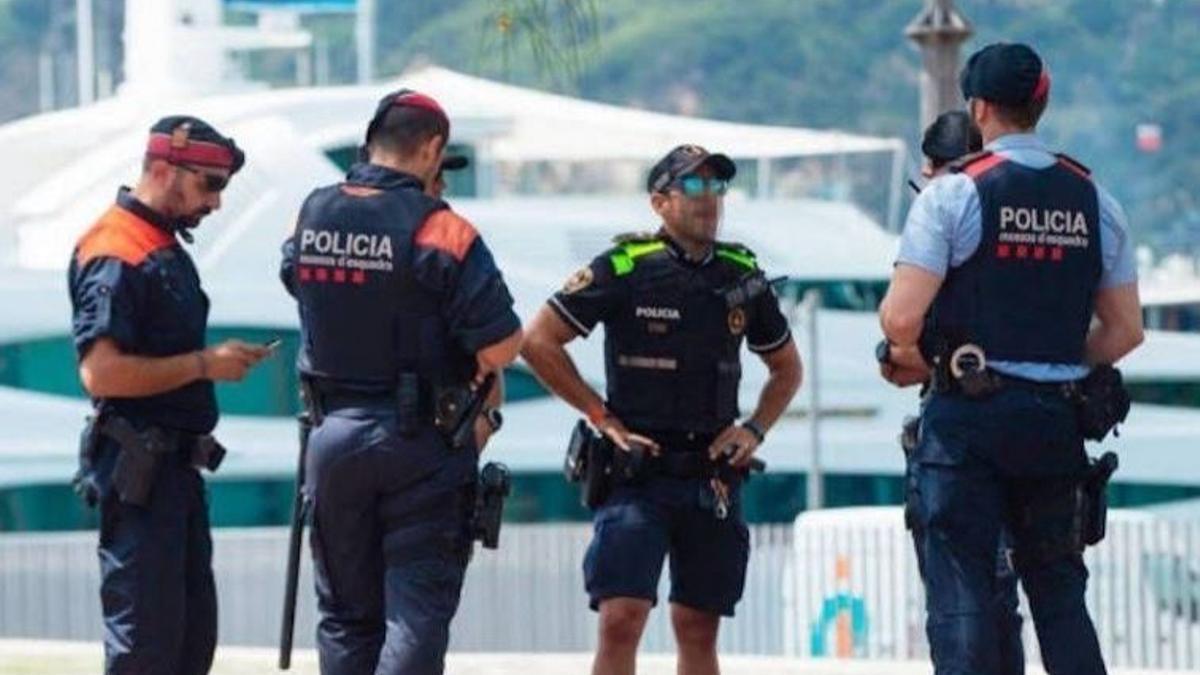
[414,209,478,262]
[1057,157,1092,181]
[963,153,1006,179]
[75,206,175,267]
[340,185,383,197]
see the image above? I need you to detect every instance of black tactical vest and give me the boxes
[292,165,474,392]
[603,236,764,434]
[929,152,1102,364]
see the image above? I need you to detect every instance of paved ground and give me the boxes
[0,640,1170,674]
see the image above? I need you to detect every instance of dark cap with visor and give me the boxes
[646,144,736,193]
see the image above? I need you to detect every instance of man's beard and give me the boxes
[176,208,210,229]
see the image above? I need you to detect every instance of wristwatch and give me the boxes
[740,419,766,444]
[482,407,503,433]
[875,339,893,366]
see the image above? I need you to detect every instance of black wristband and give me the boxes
[740,419,766,444]
[875,338,893,366]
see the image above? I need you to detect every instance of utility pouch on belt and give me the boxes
[72,413,105,507]
[396,372,422,437]
[1075,365,1131,442]
[105,418,171,508]
[191,436,227,472]
[1082,452,1119,546]
[472,462,511,550]
[613,442,649,485]
[900,415,921,531]
[564,419,593,483]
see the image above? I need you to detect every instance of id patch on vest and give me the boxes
[728,307,747,336]
[561,266,594,294]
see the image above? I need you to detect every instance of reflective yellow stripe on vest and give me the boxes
[610,240,667,276]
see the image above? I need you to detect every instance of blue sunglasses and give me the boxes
[671,175,729,197]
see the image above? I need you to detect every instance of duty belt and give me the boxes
[101,417,225,470]
[931,366,1080,399]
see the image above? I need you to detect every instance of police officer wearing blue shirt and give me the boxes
[879,43,1144,674]
[70,116,271,674]
[521,145,802,675]
[280,90,522,675]
[901,110,1024,675]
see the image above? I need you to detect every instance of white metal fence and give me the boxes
[1,512,1198,669]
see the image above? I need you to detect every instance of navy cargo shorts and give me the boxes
[583,475,750,617]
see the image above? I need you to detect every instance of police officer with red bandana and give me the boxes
[69,116,270,674]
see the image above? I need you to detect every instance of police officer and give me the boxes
[521,145,802,675]
[69,116,270,674]
[280,90,521,674]
[891,109,1024,675]
[879,43,1144,674]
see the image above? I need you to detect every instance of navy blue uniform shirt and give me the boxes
[69,188,216,433]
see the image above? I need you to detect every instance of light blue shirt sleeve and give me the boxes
[895,173,981,276]
[1096,183,1138,289]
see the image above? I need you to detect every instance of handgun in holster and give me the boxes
[435,373,497,451]
[1081,451,1119,546]
[564,420,614,509]
[471,462,511,550]
[105,417,172,508]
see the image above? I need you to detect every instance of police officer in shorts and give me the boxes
[522,144,802,675]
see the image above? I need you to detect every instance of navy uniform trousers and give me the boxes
[306,404,475,675]
[97,438,216,675]
[911,386,1106,675]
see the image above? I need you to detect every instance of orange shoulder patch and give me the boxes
[414,209,478,262]
[75,206,175,267]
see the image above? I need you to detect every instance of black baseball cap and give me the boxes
[921,110,983,165]
[959,43,1051,106]
[646,144,736,193]
[440,154,469,172]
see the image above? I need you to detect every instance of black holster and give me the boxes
[434,373,496,451]
[563,420,614,509]
[1074,366,1131,441]
[1081,451,1119,545]
[105,418,173,508]
[471,462,511,549]
[1009,452,1119,569]
[101,417,226,508]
